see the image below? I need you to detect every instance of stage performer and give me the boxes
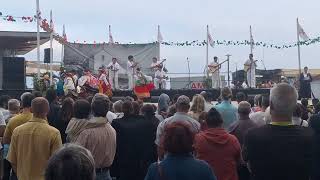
[107,57,120,90]
[127,55,138,90]
[150,57,160,72]
[244,53,257,88]
[77,70,99,96]
[299,66,313,99]
[63,73,76,96]
[154,64,167,89]
[98,67,113,97]
[134,68,155,100]
[208,56,221,89]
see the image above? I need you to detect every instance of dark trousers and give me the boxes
[3,159,17,180]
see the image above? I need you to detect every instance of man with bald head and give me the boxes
[7,97,62,180]
[228,101,257,145]
[243,83,313,180]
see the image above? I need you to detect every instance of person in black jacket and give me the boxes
[299,66,313,99]
[46,89,61,126]
[111,101,158,180]
[309,114,320,180]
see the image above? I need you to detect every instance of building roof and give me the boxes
[280,69,320,77]
[0,31,50,55]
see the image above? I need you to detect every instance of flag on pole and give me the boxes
[297,21,309,41]
[109,25,114,44]
[207,27,214,47]
[62,24,67,42]
[157,25,163,43]
[250,25,254,50]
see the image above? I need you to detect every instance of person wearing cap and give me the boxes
[215,87,238,129]
[107,58,120,90]
[155,95,200,158]
[98,66,113,98]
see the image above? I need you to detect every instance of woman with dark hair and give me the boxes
[132,101,141,116]
[292,103,309,127]
[53,98,74,143]
[111,101,154,180]
[194,108,241,180]
[46,89,61,126]
[65,99,91,142]
[145,122,216,180]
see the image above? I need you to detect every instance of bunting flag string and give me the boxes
[0,12,35,22]
[2,11,320,49]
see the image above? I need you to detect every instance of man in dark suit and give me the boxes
[299,66,313,99]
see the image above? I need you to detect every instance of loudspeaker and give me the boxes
[2,57,25,89]
[44,48,51,64]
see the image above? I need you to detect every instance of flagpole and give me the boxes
[158,25,161,60]
[250,25,253,54]
[49,10,53,85]
[296,18,302,76]
[61,24,65,64]
[206,25,209,78]
[36,0,41,78]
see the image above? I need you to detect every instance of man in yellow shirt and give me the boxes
[3,92,34,180]
[7,97,62,180]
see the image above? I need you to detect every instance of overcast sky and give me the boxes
[1,0,320,76]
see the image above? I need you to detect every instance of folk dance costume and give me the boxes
[77,71,99,97]
[63,73,76,96]
[98,68,113,97]
[154,69,167,89]
[134,69,155,99]
[244,56,257,88]
[107,61,120,90]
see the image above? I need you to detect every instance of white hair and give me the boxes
[270,83,298,116]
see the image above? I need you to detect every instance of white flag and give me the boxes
[109,25,114,44]
[62,24,67,42]
[157,25,163,43]
[297,21,309,41]
[207,28,214,47]
[250,25,254,50]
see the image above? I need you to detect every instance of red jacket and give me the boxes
[194,128,241,180]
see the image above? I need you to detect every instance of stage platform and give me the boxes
[0,88,271,103]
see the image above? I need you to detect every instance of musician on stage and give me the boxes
[154,64,167,89]
[107,57,120,90]
[244,53,257,88]
[98,66,113,97]
[208,56,221,89]
[150,57,159,72]
[127,55,138,90]
[299,66,313,99]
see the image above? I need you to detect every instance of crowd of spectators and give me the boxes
[0,83,318,180]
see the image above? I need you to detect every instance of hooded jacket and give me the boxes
[194,128,241,180]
